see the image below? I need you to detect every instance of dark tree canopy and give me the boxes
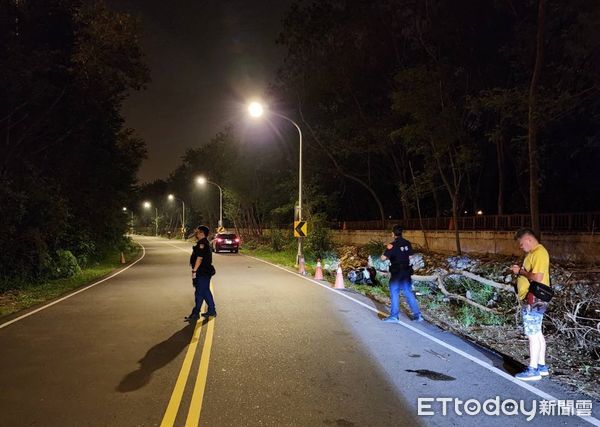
[0,0,149,287]
[4,0,597,283]
[139,1,599,245]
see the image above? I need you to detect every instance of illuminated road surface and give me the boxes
[0,236,598,426]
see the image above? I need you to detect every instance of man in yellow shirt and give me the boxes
[510,228,551,381]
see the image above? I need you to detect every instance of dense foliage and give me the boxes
[139,0,599,241]
[5,1,597,285]
[0,1,148,289]
[280,0,600,215]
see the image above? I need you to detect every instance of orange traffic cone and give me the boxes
[314,259,324,280]
[298,257,306,275]
[334,266,345,289]
[120,252,126,264]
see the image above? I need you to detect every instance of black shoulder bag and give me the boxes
[528,281,554,302]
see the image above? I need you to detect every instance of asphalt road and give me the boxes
[0,236,598,426]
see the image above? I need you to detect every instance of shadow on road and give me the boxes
[117,322,196,392]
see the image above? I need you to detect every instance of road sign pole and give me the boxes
[297,237,303,266]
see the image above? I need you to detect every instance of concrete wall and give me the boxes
[330,230,600,263]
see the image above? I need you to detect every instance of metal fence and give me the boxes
[328,212,600,232]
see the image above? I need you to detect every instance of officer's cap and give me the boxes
[195,225,210,236]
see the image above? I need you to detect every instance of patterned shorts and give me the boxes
[521,301,548,336]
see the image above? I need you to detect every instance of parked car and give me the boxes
[212,233,240,253]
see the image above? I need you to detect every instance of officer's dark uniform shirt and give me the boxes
[189,238,213,276]
[383,237,413,278]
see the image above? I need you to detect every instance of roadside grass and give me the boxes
[351,283,390,300]
[0,245,141,318]
[241,246,300,270]
[241,246,331,278]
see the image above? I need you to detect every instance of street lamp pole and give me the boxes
[154,207,158,236]
[197,177,223,228]
[271,112,303,224]
[218,184,222,228]
[143,201,158,236]
[272,112,303,265]
[248,103,304,264]
[168,194,187,238]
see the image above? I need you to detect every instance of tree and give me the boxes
[393,66,479,254]
[527,0,547,236]
[159,129,297,235]
[149,0,600,245]
[0,0,148,286]
[468,88,527,215]
[275,0,412,222]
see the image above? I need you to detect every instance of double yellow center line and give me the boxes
[160,285,216,427]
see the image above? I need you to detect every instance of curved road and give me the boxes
[0,236,598,426]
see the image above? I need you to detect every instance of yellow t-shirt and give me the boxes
[517,244,550,300]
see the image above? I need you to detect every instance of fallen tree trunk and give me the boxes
[412,271,514,314]
[435,276,503,315]
[451,270,514,292]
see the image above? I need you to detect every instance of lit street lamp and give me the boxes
[168,194,186,238]
[196,176,223,228]
[143,201,158,236]
[248,101,304,264]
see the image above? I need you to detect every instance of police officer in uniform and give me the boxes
[186,225,217,320]
[380,224,423,322]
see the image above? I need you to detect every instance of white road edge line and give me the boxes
[0,243,147,330]
[245,254,600,426]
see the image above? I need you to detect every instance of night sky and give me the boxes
[106,0,294,183]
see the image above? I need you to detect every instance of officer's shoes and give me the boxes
[537,364,550,376]
[515,366,542,381]
[201,311,217,318]
[185,314,199,321]
[382,316,400,323]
